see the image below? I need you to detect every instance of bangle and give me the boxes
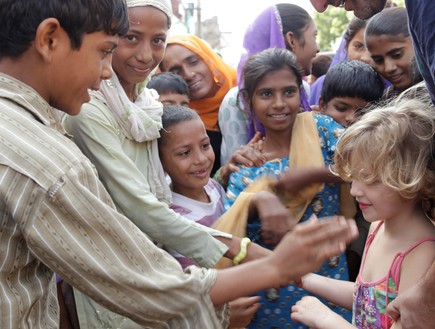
[233,237,251,265]
[213,167,228,188]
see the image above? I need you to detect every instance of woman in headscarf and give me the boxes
[160,34,237,175]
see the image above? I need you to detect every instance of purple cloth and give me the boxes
[237,6,286,89]
[310,75,326,106]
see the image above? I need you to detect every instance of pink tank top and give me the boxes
[352,221,435,329]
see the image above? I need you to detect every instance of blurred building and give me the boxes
[170,0,222,50]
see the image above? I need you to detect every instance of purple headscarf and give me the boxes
[237,6,286,88]
[237,5,311,140]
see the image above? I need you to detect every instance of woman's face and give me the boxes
[346,27,372,64]
[250,67,300,135]
[291,19,319,76]
[111,6,168,97]
[366,34,415,91]
[160,45,218,101]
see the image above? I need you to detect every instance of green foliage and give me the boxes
[313,0,406,52]
[313,7,350,52]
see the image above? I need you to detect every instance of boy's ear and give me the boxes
[283,31,297,52]
[34,18,64,63]
[318,97,327,114]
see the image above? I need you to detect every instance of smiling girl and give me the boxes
[224,47,352,329]
[365,7,423,99]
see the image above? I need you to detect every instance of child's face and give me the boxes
[290,19,319,76]
[319,96,367,127]
[366,35,415,91]
[346,28,372,64]
[250,67,300,134]
[351,177,411,223]
[112,6,168,92]
[50,30,118,115]
[159,118,215,198]
[160,45,218,101]
[159,92,190,107]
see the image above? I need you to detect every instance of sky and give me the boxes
[198,0,317,65]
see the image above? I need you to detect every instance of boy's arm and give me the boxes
[210,216,358,305]
[301,273,355,310]
[20,168,223,327]
[64,103,234,268]
[274,167,342,194]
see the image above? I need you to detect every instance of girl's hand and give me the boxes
[228,296,261,328]
[220,132,267,184]
[291,296,335,328]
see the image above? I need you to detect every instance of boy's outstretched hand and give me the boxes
[270,215,358,285]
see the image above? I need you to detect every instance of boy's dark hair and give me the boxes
[320,60,384,103]
[147,72,190,96]
[311,54,333,80]
[0,0,129,59]
[160,105,199,130]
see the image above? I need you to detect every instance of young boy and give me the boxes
[0,0,358,328]
[318,59,385,280]
[147,71,190,106]
[318,60,385,127]
[158,104,280,327]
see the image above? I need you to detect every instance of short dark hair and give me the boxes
[161,105,199,130]
[241,48,303,107]
[311,54,333,79]
[321,60,384,103]
[0,0,129,59]
[147,72,190,96]
[158,105,200,149]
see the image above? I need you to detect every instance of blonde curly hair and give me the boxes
[334,95,435,219]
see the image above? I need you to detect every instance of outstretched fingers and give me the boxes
[272,215,358,282]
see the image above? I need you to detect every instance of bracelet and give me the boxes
[233,237,251,265]
[213,167,228,189]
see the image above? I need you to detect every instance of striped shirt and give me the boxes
[0,73,229,329]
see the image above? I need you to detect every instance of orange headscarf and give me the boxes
[166,34,237,131]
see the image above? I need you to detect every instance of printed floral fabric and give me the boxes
[353,276,396,328]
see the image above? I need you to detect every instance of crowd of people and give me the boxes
[0,0,434,329]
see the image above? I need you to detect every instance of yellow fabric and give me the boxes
[284,112,325,221]
[212,181,269,270]
[167,35,237,131]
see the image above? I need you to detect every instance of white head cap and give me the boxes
[126,0,173,28]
